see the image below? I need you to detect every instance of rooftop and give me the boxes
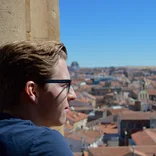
[132,129,156,146]
[119,111,156,120]
[87,145,156,156]
[67,111,88,123]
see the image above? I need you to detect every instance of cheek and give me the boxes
[52,90,68,105]
[54,94,68,107]
[47,85,62,98]
[42,87,67,108]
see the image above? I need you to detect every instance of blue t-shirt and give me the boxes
[0,113,73,156]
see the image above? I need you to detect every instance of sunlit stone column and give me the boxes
[26,0,60,42]
[0,0,26,44]
[0,0,64,135]
[0,0,60,42]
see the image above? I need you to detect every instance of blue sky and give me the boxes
[60,0,156,68]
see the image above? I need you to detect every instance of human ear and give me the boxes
[25,81,38,103]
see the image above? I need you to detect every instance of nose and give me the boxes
[67,86,77,101]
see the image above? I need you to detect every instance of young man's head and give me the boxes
[0,41,76,127]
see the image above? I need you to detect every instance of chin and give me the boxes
[45,115,66,127]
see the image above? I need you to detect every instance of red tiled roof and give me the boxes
[151,80,156,88]
[95,95,104,100]
[107,108,130,116]
[73,152,83,156]
[83,151,88,156]
[73,106,93,111]
[69,99,89,107]
[88,146,156,156]
[147,89,156,95]
[66,129,103,144]
[76,98,89,103]
[119,99,128,105]
[99,81,106,85]
[76,92,96,106]
[66,111,88,123]
[147,75,156,80]
[81,92,96,100]
[119,111,156,120]
[135,145,156,155]
[104,93,114,96]
[113,100,120,104]
[88,147,138,156]
[72,79,84,85]
[96,124,118,134]
[111,81,121,87]
[132,129,156,145]
[132,89,140,95]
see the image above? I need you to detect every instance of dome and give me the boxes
[70,61,80,70]
[71,61,79,67]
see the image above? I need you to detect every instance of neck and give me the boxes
[2,109,24,119]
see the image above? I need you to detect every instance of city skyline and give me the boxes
[60,0,156,68]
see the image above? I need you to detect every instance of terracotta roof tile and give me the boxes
[95,95,104,100]
[66,129,103,144]
[73,106,93,111]
[135,145,156,155]
[88,147,133,156]
[99,81,105,85]
[119,111,156,120]
[107,108,130,115]
[81,92,96,100]
[66,111,88,123]
[104,93,114,96]
[69,99,90,107]
[132,89,140,95]
[111,81,121,87]
[73,152,83,156]
[132,129,156,145]
[147,89,156,95]
[96,124,118,134]
[88,146,156,156]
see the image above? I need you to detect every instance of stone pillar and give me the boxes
[0,0,60,44]
[26,0,60,42]
[0,0,26,44]
[0,0,64,135]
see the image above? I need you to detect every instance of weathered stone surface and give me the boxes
[47,0,60,41]
[0,0,26,44]
[27,0,60,41]
[0,0,60,43]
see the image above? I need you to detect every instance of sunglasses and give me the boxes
[43,79,72,93]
